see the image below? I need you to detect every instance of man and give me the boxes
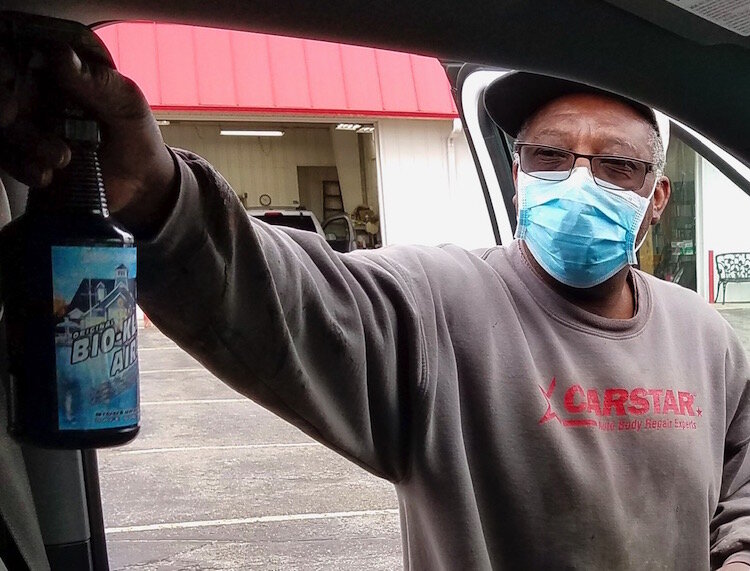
[2,45,750,570]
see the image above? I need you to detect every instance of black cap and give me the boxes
[483,72,658,137]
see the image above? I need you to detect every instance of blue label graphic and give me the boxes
[52,246,139,431]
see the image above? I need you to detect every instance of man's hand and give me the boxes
[0,44,176,235]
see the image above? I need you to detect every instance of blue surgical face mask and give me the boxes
[515,166,654,289]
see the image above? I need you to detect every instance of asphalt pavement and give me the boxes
[100,328,402,571]
[715,303,750,349]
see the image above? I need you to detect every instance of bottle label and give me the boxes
[52,246,139,431]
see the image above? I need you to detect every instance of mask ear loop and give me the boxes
[513,153,524,238]
[634,177,660,254]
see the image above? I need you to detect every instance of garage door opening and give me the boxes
[158,119,382,251]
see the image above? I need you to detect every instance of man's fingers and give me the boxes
[0,149,53,188]
[47,44,151,124]
[34,135,71,169]
[0,120,70,187]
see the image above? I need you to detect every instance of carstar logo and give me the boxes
[538,377,701,432]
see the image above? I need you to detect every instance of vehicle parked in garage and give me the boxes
[247,208,325,237]
[247,208,358,252]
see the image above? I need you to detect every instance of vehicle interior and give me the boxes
[3,0,750,569]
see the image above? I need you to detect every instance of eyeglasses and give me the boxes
[515,143,656,192]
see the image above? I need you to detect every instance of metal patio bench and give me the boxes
[715,252,750,304]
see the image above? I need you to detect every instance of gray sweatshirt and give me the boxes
[138,150,750,570]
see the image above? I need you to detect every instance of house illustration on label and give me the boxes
[55,264,136,341]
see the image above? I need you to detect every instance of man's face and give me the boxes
[511,93,671,244]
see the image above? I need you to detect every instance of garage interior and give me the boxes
[157,118,382,248]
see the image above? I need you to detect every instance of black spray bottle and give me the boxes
[0,19,140,448]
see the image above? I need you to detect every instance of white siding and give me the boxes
[376,119,495,249]
[700,157,750,302]
[160,123,335,208]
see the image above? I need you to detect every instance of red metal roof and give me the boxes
[96,23,458,119]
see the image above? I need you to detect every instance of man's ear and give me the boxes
[651,176,671,225]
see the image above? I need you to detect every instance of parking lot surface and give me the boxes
[100,328,402,570]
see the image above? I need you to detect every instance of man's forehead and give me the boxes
[522,93,654,154]
[527,93,652,130]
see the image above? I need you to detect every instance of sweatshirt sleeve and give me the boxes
[134,149,431,482]
[710,326,750,569]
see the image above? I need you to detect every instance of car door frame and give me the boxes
[445,63,750,251]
